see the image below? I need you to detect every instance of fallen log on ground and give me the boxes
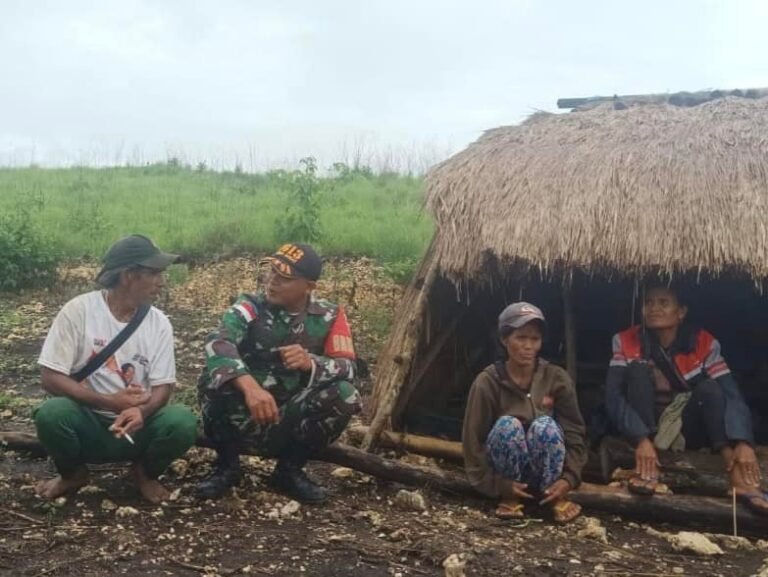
[346,426,757,499]
[3,431,766,535]
[0,430,476,497]
[318,442,475,496]
[0,431,47,457]
[598,436,768,497]
[567,483,768,535]
[322,443,768,537]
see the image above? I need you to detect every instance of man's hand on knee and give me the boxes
[244,387,280,424]
[635,437,659,480]
[234,375,280,425]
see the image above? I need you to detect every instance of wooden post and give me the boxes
[563,283,577,383]
[362,258,439,451]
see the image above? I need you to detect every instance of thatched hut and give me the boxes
[365,91,768,450]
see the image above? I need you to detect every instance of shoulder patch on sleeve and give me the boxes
[324,306,355,359]
[231,297,258,323]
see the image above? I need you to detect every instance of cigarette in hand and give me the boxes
[124,433,135,445]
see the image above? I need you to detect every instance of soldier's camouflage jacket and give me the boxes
[198,292,356,405]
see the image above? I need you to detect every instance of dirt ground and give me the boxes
[1,260,767,577]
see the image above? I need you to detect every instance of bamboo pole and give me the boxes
[347,426,463,461]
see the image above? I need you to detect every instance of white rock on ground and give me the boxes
[575,516,608,544]
[330,467,355,479]
[394,489,427,511]
[279,500,301,518]
[170,459,189,477]
[756,559,768,577]
[115,506,140,518]
[705,533,755,551]
[442,554,466,577]
[654,531,724,556]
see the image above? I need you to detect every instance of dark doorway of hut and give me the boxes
[396,271,768,446]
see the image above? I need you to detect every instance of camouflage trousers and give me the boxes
[201,380,361,457]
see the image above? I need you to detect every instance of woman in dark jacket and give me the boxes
[605,284,766,513]
[463,302,587,523]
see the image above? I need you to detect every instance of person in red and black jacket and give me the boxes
[605,284,768,514]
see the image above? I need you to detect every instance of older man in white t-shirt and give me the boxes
[34,235,198,503]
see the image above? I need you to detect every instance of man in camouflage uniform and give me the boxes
[197,243,361,502]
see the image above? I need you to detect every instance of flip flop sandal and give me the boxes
[736,490,768,517]
[553,500,582,524]
[495,502,525,520]
[628,475,659,496]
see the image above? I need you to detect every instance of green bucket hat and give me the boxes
[96,234,179,286]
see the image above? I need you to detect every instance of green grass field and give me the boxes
[0,163,432,270]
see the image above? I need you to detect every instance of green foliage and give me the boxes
[330,162,375,183]
[0,164,432,264]
[0,209,59,291]
[165,263,189,286]
[358,303,394,345]
[278,157,323,244]
[380,257,418,285]
[0,391,31,414]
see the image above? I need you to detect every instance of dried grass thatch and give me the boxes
[426,96,768,282]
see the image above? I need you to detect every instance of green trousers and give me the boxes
[34,397,198,479]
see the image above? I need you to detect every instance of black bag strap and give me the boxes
[647,339,690,392]
[71,303,151,382]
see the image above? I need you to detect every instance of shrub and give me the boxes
[380,257,418,285]
[0,210,59,291]
[278,157,323,244]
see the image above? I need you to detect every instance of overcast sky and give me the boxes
[1,0,766,171]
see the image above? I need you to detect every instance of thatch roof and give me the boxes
[426,96,768,282]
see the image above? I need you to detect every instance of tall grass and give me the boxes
[0,163,433,266]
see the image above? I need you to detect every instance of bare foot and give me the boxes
[129,463,170,504]
[36,467,89,500]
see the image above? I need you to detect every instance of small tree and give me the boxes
[278,157,323,243]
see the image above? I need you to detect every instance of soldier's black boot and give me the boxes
[196,446,242,499]
[266,446,327,504]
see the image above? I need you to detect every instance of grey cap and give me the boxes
[96,234,179,286]
[498,302,546,332]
